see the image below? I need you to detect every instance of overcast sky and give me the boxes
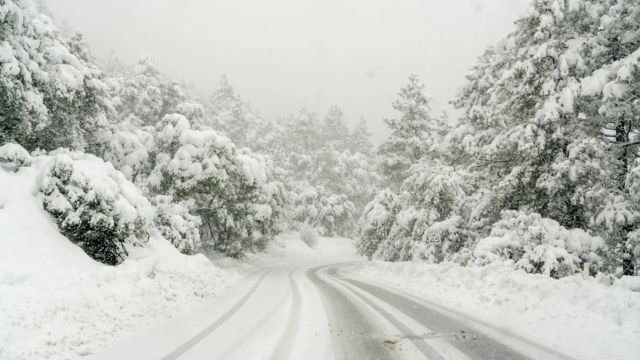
[45,0,530,144]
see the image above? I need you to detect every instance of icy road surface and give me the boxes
[92,262,576,360]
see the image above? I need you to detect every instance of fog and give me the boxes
[45,0,530,144]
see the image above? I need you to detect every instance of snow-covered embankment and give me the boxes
[0,161,243,360]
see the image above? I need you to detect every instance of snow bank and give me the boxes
[0,160,243,360]
[344,261,640,360]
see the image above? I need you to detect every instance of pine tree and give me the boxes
[0,0,110,151]
[349,117,374,156]
[206,75,268,148]
[322,106,349,150]
[378,75,438,188]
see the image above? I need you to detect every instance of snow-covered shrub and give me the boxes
[147,114,284,257]
[0,143,31,172]
[474,211,606,278]
[152,195,201,255]
[356,189,399,259]
[300,224,319,248]
[98,120,154,183]
[411,215,475,265]
[39,150,154,265]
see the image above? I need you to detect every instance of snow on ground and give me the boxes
[210,231,359,274]
[0,162,356,360]
[343,261,640,360]
[256,231,357,263]
[0,167,247,360]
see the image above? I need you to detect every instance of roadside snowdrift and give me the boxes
[0,160,243,360]
[344,261,640,360]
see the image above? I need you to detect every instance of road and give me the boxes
[92,262,576,360]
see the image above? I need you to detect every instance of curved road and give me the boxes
[93,262,576,360]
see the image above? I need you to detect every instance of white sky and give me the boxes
[45,0,530,144]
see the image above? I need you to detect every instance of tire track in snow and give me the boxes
[337,268,576,360]
[214,269,295,360]
[331,276,446,360]
[160,270,270,360]
[307,264,401,360]
[268,268,302,360]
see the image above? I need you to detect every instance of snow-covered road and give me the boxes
[91,261,577,360]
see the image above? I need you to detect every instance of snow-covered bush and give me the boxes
[410,215,475,265]
[300,224,319,248]
[152,195,201,255]
[39,150,155,265]
[0,143,31,172]
[474,211,606,278]
[98,120,155,183]
[147,114,284,257]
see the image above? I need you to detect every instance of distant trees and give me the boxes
[204,77,380,237]
[265,108,379,236]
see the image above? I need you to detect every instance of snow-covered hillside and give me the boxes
[0,162,248,359]
[0,157,358,360]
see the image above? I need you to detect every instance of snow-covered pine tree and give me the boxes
[378,75,439,189]
[349,117,375,156]
[357,189,399,259]
[451,0,640,274]
[0,0,110,151]
[322,106,349,150]
[579,0,640,275]
[206,75,269,149]
[454,0,640,229]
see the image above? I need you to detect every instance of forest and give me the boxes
[1,0,639,279]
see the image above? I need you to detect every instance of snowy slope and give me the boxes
[0,161,359,360]
[0,166,97,275]
[0,166,244,360]
[343,261,640,360]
